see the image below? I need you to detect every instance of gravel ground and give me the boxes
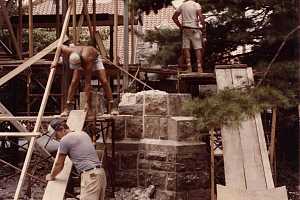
[0,150,299,200]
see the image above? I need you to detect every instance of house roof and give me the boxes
[32,0,123,15]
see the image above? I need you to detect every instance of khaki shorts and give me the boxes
[78,57,105,71]
[182,28,203,49]
[80,168,106,200]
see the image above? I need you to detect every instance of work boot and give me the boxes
[108,100,118,115]
[60,101,74,117]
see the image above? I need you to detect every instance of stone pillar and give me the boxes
[98,91,210,200]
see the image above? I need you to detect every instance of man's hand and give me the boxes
[46,173,55,181]
[50,63,57,69]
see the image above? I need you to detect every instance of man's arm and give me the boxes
[50,45,73,68]
[46,153,66,181]
[172,11,182,29]
[84,65,93,111]
[196,9,205,31]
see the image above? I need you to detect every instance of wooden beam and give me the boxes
[72,0,76,43]
[18,0,23,54]
[0,102,52,160]
[0,132,40,137]
[0,37,68,87]
[0,0,22,59]
[0,115,67,121]
[28,0,33,57]
[217,185,288,200]
[13,2,73,199]
[95,31,108,58]
[43,110,87,200]
[269,107,277,173]
[82,0,95,40]
[123,0,129,89]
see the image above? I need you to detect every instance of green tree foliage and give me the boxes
[22,29,57,53]
[136,0,299,68]
[185,86,292,129]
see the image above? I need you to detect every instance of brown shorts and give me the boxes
[182,28,203,49]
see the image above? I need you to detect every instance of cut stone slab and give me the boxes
[168,117,200,141]
[126,116,143,139]
[168,93,192,116]
[119,104,143,116]
[143,90,168,116]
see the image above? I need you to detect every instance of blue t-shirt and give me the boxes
[59,131,101,173]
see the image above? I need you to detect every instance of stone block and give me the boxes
[155,190,175,200]
[177,172,202,191]
[146,171,167,190]
[138,159,150,170]
[147,152,167,161]
[167,173,177,191]
[160,117,169,139]
[126,117,143,139]
[119,93,138,105]
[144,116,160,139]
[114,118,125,140]
[120,152,138,170]
[138,170,148,187]
[80,91,105,114]
[115,171,137,187]
[168,117,199,141]
[144,90,168,115]
[188,189,210,200]
[151,161,175,172]
[119,104,143,115]
[168,93,192,116]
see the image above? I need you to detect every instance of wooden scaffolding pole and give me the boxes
[269,107,277,174]
[72,0,77,43]
[18,0,23,54]
[123,0,129,89]
[28,0,33,57]
[0,0,22,59]
[0,38,67,87]
[82,0,95,41]
[13,2,73,199]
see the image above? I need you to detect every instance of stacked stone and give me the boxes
[98,91,210,200]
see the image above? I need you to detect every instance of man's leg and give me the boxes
[96,69,114,113]
[195,48,203,73]
[183,48,192,72]
[61,69,81,116]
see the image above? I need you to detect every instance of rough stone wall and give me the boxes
[98,91,209,200]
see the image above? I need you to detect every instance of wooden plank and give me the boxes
[0,37,67,87]
[43,110,87,200]
[66,110,87,131]
[95,31,108,58]
[231,68,249,88]
[239,119,267,190]
[43,155,72,200]
[0,103,52,159]
[82,0,95,40]
[13,3,73,199]
[215,69,233,90]
[0,132,40,137]
[217,185,288,200]
[0,115,67,121]
[221,126,246,189]
[254,114,274,188]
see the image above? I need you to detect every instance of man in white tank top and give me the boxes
[172,0,205,73]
